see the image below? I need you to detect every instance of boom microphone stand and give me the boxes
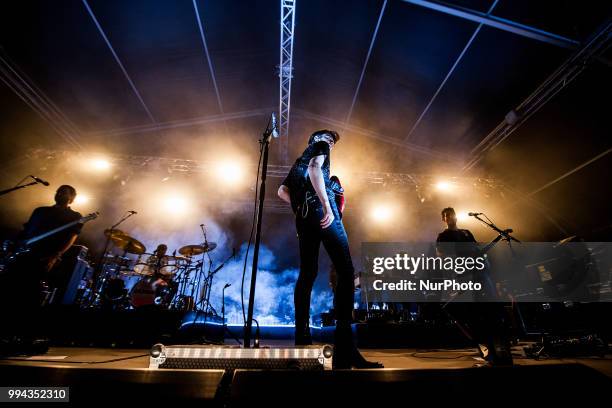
[243,113,278,348]
[453,212,519,364]
[471,212,521,245]
[0,181,38,196]
[441,212,520,309]
[0,176,48,196]
[86,211,137,306]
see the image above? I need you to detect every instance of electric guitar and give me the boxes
[8,211,99,260]
[329,175,345,215]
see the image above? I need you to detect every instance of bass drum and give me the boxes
[129,277,176,308]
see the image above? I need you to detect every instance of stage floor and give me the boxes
[1,342,611,377]
[1,342,611,404]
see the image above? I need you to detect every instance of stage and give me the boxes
[1,0,611,405]
[1,342,611,404]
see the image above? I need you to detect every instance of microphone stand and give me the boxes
[222,285,242,345]
[87,211,136,306]
[222,286,227,324]
[244,116,276,348]
[197,224,213,311]
[468,213,519,362]
[441,214,519,308]
[0,181,41,196]
[472,213,521,249]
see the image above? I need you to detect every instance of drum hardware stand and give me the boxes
[186,254,218,345]
[86,211,136,307]
[173,257,198,311]
[244,113,278,348]
[191,225,217,323]
[192,249,236,345]
[194,223,214,312]
[197,249,235,315]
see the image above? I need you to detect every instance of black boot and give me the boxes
[332,323,384,369]
[333,322,353,369]
[351,346,384,369]
[333,343,384,369]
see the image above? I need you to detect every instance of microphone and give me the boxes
[270,112,279,138]
[468,212,482,217]
[30,175,49,186]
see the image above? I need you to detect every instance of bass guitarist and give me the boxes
[0,185,84,354]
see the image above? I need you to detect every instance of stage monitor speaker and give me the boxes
[149,344,333,370]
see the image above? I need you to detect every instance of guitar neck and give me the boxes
[25,221,80,246]
[24,213,97,246]
[480,235,504,254]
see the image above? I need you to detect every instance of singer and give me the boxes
[437,207,476,244]
[278,129,382,369]
[435,206,513,366]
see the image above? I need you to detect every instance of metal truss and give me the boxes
[278,0,297,164]
[27,148,572,231]
[400,0,579,49]
[463,21,612,172]
[29,148,502,193]
[20,148,512,217]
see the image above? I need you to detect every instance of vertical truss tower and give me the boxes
[279,0,296,164]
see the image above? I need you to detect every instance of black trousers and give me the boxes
[294,199,354,341]
[0,255,45,338]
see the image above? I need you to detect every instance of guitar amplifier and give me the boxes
[49,245,93,305]
[149,344,333,370]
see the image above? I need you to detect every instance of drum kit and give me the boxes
[84,228,223,312]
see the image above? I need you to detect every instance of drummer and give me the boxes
[147,244,170,287]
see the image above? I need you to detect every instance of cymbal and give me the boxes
[113,236,147,255]
[178,242,217,256]
[104,228,128,239]
[104,229,146,255]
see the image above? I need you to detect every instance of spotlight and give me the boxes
[456,211,469,222]
[89,157,112,171]
[435,181,453,192]
[217,161,243,184]
[73,194,90,206]
[163,195,189,215]
[371,204,393,223]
